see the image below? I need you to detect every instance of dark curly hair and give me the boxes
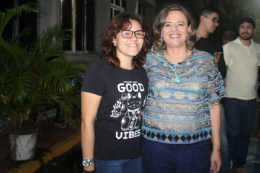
[153,4,196,51]
[101,12,150,69]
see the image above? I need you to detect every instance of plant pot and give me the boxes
[10,133,37,161]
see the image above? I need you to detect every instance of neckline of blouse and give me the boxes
[161,49,194,65]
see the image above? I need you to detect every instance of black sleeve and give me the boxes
[218,47,227,79]
[81,63,105,96]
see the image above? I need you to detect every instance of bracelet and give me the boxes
[82,168,95,173]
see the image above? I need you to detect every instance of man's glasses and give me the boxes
[120,30,145,39]
[204,16,220,24]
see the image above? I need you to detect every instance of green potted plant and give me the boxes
[0,2,87,161]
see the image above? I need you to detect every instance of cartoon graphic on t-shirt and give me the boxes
[110,93,127,118]
[111,92,142,131]
[111,81,146,140]
[121,92,141,131]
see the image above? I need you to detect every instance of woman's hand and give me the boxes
[209,103,221,173]
[81,92,101,173]
[210,150,221,173]
[213,54,221,65]
[83,164,95,172]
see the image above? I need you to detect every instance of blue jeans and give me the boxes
[95,156,142,173]
[225,98,256,169]
[142,137,210,173]
[219,103,230,173]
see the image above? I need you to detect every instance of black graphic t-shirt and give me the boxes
[81,59,148,160]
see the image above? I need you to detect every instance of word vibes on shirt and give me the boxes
[112,81,145,140]
[115,129,141,140]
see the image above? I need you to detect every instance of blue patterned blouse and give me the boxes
[142,49,226,144]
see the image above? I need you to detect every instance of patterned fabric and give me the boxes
[142,49,226,144]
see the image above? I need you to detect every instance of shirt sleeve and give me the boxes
[206,58,226,105]
[223,44,231,66]
[218,46,227,79]
[81,63,105,96]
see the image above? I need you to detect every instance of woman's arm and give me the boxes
[209,103,221,173]
[81,91,102,172]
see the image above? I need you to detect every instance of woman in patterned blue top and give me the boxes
[142,4,226,173]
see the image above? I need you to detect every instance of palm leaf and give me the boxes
[3,73,35,104]
[0,3,87,140]
[0,2,41,37]
[8,27,32,43]
[0,38,21,72]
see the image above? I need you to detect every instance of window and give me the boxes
[61,0,72,51]
[0,0,14,40]
[110,0,125,19]
[0,0,37,45]
[61,0,95,53]
[138,4,145,17]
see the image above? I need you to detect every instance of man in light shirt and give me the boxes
[223,17,260,173]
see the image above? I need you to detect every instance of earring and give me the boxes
[114,43,116,46]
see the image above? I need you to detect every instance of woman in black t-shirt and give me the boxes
[81,13,150,173]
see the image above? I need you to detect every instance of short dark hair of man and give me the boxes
[239,17,256,29]
[198,7,220,22]
[223,31,237,42]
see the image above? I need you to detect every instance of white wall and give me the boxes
[241,0,260,15]
[94,0,111,55]
[37,0,60,37]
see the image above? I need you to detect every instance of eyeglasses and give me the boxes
[120,30,145,39]
[204,16,220,24]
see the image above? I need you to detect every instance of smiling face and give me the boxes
[239,22,255,40]
[161,10,190,49]
[112,19,144,60]
[202,12,219,34]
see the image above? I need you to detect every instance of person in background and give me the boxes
[81,12,150,173]
[195,7,226,72]
[195,7,229,173]
[223,31,237,45]
[142,4,225,173]
[224,17,260,173]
